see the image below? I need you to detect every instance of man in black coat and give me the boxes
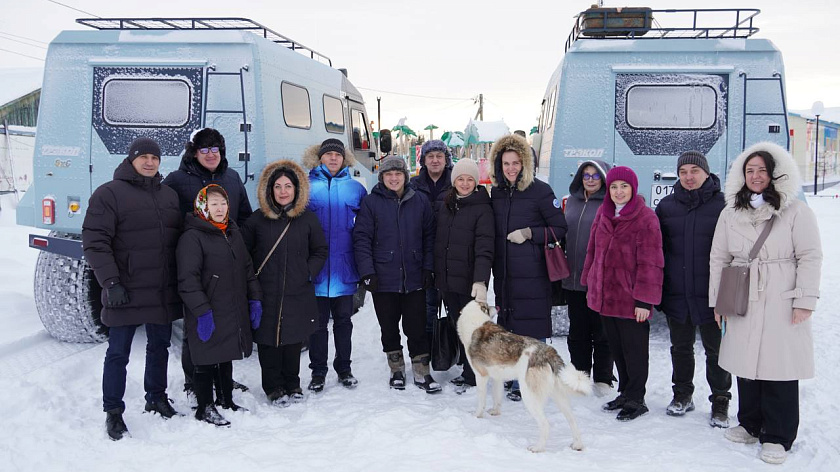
[162,128,254,397]
[82,137,184,441]
[656,150,731,427]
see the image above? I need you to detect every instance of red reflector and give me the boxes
[32,238,49,248]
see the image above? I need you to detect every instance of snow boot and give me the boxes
[389,371,407,390]
[338,371,359,389]
[450,375,466,386]
[602,395,627,411]
[616,399,649,421]
[387,351,406,390]
[760,443,788,464]
[710,395,730,428]
[144,396,183,419]
[213,362,247,412]
[195,403,230,427]
[288,387,306,404]
[308,376,326,393]
[411,355,442,394]
[666,394,695,417]
[724,425,759,444]
[105,408,129,441]
[268,388,291,408]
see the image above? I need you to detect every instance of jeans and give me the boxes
[102,323,172,412]
[309,295,354,377]
[667,316,732,401]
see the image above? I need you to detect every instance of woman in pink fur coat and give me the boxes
[581,166,664,422]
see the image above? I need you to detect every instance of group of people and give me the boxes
[82,130,821,465]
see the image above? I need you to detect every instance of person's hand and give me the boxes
[362,274,379,292]
[197,310,215,342]
[471,282,487,304]
[249,300,262,330]
[793,308,812,325]
[634,307,650,322]
[714,309,726,329]
[106,283,129,307]
[506,228,532,244]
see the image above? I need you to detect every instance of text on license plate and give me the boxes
[650,184,674,208]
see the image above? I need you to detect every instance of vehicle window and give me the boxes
[626,85,717,129]
[323,95,345,134]
[103,79,191,127]
[281,82,311,129]
[351,109,370,149]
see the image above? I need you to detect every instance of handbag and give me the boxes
[716,216,776,317]
[255,221,292,277]
[431,303,460,371]
[544,227,571,282]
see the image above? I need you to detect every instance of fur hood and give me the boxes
[300,143,357,170]
[257,159,310,219]
[489,134,534,191]
[724,142,801,222]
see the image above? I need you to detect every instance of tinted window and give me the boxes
[103,79,191,127]
[323,95,345,134]
[282,82,311,129]
[351,109,370,149]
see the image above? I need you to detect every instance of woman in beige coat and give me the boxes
[709,141,822,465]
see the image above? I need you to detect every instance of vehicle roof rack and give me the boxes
[76,17,332,66]
[565,8,761,53]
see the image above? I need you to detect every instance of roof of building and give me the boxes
[0,68,43,108]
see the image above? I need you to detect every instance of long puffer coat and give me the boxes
[562,159,610,292]
[177,215,261,365]
[82,158,183,327]
[242,160,328,347]
[710,141,822,381]
[162,154,252,225]
[656,173,725,325]
[489,135,567,339]
[434,187,494,295]
[302,145,368,298]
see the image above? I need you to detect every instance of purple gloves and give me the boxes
[197,310,215,342]
[249,300,262,330]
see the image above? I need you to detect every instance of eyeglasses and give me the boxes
[199,147,220,155]
[582,173,601,181]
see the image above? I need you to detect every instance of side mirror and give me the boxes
[379,129,392,154]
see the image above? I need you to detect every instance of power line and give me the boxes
[0,35,48,50]
[357,87,471,101]
[46,0,101,18]
[0,31,49,45]
[0,48,45,61]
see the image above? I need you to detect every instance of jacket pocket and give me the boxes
[208,275,220,300]
[373,250,394,263]
[346,203,360,230]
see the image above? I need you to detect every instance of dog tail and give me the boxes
[558,367,593,396]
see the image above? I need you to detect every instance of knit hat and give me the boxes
[318,138,346,158]
[606,166,639,197]
[127,137,160,162]
[378,155,409,183]
[677,150,710,175]
[186,128,226,160]
[419,139,452,167]
[450,159,480,185]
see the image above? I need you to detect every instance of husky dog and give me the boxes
[457,301,592,452]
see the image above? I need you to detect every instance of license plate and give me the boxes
[650,183,675,208]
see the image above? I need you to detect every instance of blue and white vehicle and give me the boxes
[535,7,789,207]
[16,18,379,342]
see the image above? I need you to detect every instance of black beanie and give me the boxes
[677,150,710,175]
[318,138,346,158]
[127,137,161,162]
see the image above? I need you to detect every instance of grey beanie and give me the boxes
[677,150,710,175]
[450,159,480,185]
[127,137,161,162]
[378,156,409,183]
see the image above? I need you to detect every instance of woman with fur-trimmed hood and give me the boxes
[489,134,567,400]
[710,142,822,464]
[242,159,328,407]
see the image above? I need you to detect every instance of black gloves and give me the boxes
[362,274,379,292]
[106,283,129,307]
[423,270,435,290]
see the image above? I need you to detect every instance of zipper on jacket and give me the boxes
[276,225,289,346]
[396,195,406,292]
[573,199,589,285]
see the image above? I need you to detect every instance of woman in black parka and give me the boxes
[177,185,262,426]
[242,160,328,407]
[434,158,494,392]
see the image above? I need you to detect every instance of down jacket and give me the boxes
[562,160,611,292]
[489,135,567,339]
[581,192,664,319]
[82,159,183,327]
[656,173,725,325]
[177,216,261,365]
[354,184,435,294]
[242,160,328,347]
[302,145,368,298]
[710,141,822,381]
[162,153,252,225]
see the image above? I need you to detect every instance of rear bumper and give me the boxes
[29,234,84,260]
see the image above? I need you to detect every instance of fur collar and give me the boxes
[257,159,310,219]
[489,135,534,191]
[724,142,801,224]
[300,143,357,170]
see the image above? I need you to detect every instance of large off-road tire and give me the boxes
[33,232,108,343]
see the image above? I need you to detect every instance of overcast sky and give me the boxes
[0,0,837,136]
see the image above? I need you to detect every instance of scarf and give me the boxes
[194,184,229,233]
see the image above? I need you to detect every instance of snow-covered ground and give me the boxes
[0,192,838,472]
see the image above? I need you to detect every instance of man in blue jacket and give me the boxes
[304,139,368,392]
[656,151,731,427]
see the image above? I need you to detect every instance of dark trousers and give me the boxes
[667,316,732,401]
[442,291,476,385]
[258,342,303,396]
[566,290,614,384]
[102,323,172,412]
[194,361,233,408]
[424,287,440,336]
[309,295,354,377]
[737,378,799,451]
[372,290,428,358]
[601,315,649,402]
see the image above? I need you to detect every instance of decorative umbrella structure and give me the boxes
[530,125,539,135]
[391,118,417,158]
[440,130,465,148]
[424,124,439,141]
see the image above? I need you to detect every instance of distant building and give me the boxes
[0,68,43,128]
[0,89,40,127]
[789,108,840,186]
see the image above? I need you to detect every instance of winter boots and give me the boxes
[106,407,129,441]
[666,394,695,417]
[387,351,406,390]
[760,443,788,464]
[411,355,442,394]
[194,367,230,426]
[144,396,183,419]
[214,363,247,412]
[710,395,730,428]
[308,376,326,393]
[724,425,759,444]
[602,395,627,411]
[338,371,359,389]
[616,399,649,421]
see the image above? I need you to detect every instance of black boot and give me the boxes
[308,376,326,393]
[196,403,231,427]
[194,366,231,426]
[215,362,247,412]
[144,396,183,419]
[105,408,129,441]
[411,355,442,394]
[616,399,649,421]
[387,351,406,390]
[338,371,359,389]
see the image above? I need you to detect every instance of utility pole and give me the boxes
[812,101,824,195]
[474,94,484,121]
[377,96,381,153]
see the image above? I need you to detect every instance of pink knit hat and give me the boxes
[606,166,638,197]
